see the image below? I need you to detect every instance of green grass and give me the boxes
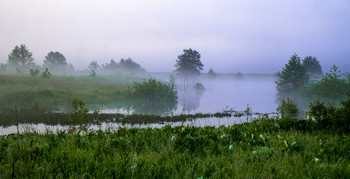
[0,119,349,178]
[0,74,142,111]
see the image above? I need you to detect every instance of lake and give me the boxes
[0,74,279,135]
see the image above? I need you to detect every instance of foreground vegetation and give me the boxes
[0,117,349,178]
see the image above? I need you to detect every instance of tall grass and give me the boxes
[0,119,349,178]
[0,74,141,111]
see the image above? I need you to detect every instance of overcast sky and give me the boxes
[1,0,349,73]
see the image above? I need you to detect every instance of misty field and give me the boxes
[0,74,138,108]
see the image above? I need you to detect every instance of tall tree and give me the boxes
[302,56,323,78]
[309,65,348,101]
[43,51,67,70]
[175,49,204,113]
[8,44,35,71]
[175,48,203,78]
[276,54,309,94]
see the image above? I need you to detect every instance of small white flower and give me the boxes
[259,134,264,140]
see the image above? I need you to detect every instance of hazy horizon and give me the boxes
[1,0,349,73]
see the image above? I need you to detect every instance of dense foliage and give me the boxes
[7,44,35,72]
[276,98,299,117]
[102,58,145,75]
[302,56,323,79]
[43,51,68,71]
[175,49,203,78]
[125,79,178,115]
[276,54,308,95]
[308,93,350,131]
[305,65,349,102]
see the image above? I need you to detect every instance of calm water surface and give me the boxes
[1,75,278,135]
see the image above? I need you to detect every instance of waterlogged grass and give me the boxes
[0,119,349,178]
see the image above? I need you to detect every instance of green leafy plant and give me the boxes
[308,93,350,130]
[277,98,299,117]
[68,97,99,131]
[276,54,309,95]
[307,65,348,101]
[125,78,178,115]
[41,68,52,79]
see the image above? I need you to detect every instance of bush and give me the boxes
[308,93,350,131]
[29,69,40,76]
[276,98,299,117]
[125,79,178,115]
[307,65,348,102]
[69,97,99,131]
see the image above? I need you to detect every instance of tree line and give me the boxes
[276,53,350,110]
[0,44,146,76]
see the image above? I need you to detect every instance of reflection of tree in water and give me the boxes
[178,83,205,113]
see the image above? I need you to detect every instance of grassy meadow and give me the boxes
[0,118,349,178]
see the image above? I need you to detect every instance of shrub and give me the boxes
[308,93,350,131]
[125,78,178,115]
[277,98,299,117]
[69,97,99,131]
[307,65,348,101]
[29,69,40,76]
[42,68,52,79]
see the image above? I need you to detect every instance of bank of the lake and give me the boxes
[1,118,349,178]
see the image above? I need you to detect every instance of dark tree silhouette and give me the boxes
[43,51,68,71]
[302,56,323,78]
[175,48,203,78]
[8,44,35,71]
[276,54,309,94]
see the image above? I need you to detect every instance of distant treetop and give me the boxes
[43,51,68,70]
[8,44,35,72]
[175,48,203,77]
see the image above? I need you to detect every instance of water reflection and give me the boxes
[178,84,205,113]
[97,76,278,115]
[0,113,277,135]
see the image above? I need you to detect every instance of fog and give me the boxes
[1,0,350,73]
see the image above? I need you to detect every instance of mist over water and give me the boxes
[174,75,278,114]
[185,77,278,114]
[100,74,278,115]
